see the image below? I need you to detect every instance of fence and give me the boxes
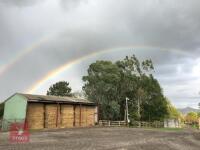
[99,120,127,127]
[99,120,164,128]
[184,121,199,129]
[131,121,164,128]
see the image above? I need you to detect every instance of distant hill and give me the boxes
[178,107,199,115]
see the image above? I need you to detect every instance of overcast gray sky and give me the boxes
[0,0,200,108]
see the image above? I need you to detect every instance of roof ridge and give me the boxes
[15,93,94,105]
[19,93,76,99]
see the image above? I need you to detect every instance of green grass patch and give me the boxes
[129,126,184,131]
[154,128,184,132]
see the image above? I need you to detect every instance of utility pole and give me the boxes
[125,97,130,125]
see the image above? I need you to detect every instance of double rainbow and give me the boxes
[0,34,190,95]
[26,46,189,94]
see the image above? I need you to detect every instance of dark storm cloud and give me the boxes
[60,0,88,9]
[47,0,200,65]
[1,0,200,60]
[0,0,86,8]
[101,0,200,52]
[0,0,41,7]
[0,0,200,108]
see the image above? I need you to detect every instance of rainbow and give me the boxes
[0,34,54,77]
[26,46,190,94]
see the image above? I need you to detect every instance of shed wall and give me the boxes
[3,94,27,121]
[2,94,27,131]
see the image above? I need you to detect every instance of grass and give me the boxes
[156,127,184,132]
[129,125,184,132]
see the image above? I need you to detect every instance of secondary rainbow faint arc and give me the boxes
[26,46,189,94]
[0,35,53,77]
[26,47,122,94]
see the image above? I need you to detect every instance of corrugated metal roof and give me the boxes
[17,93,95,105]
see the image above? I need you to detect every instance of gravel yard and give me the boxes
[0,127,200,150]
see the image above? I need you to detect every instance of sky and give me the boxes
[0,0,200,108]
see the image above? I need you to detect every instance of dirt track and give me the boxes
[0,127,200,150]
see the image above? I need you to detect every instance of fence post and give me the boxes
[139,121,141,128]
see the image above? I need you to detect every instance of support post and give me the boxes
[56,103,59,128]
[73,105,76,127]
[43,104,46,128]
[79,104,82,127]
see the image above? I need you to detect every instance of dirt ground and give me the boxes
[0,127,199,150]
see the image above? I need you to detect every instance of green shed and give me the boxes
[2,93,98,131]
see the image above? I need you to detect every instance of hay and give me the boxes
[61,105,74,128]
[26,103,44,129]
[45,104,57,128]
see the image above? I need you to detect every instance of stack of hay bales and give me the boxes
[27,103,44,129]
[80,106,87,127]
[86,106,95,126]
[27,104,95,129]
[75,106,81,127]
[61,105,74,128]
[45,104,57,128]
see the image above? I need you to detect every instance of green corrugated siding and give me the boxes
[2,94,27,131]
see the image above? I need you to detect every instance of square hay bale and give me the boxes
[26,103,44,129]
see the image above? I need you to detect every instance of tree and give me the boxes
[198,103,200,118]
[83,54,169,121]
[71,91,86,99]
[139,75,168,121]
[47,81,72,96]
[116,55,167,121]
[197,112,200,118]
[185,112,198,123]
[83,61,121,120]
[115,55,154,120]
[165,100,182,120]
